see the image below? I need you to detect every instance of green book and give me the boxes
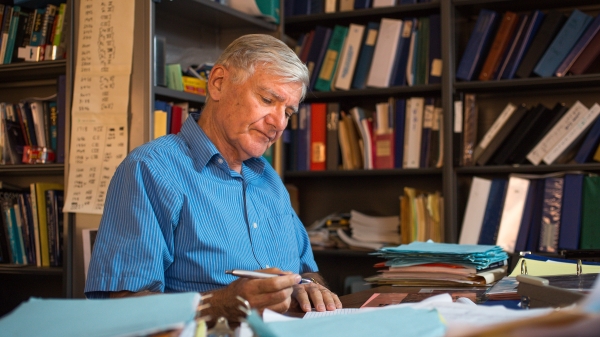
[255,0,280,24]
[314,25,348,92]
[415,16,430,85]
[165,64,184,91]
[580,175,600,249]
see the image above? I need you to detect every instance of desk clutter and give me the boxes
[365,241,509,287]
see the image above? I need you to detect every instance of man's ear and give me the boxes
[207,65,226,101]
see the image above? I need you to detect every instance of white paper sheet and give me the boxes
[64,0,135,214]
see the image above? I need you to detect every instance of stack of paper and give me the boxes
[366,241,508,287]
[335,210,400,251]
[0,292,201,337]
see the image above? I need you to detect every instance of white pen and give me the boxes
[225,269,313,284]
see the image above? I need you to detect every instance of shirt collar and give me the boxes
[180,112,266,176]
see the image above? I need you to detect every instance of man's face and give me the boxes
[211,64,302,163]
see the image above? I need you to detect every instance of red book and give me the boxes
[310,103,327,171]
[170,105,183,134]
[373,101,394,169]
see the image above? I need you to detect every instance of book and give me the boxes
[297,103,310,171]
[428,14,442,84]
[326,102,340,171]
[334,23,365,91]
[169,104,183,134]
[478,11,519,81]
[56,74,66,163]
[337,111,353,170]
[574,111,600,163]
[461,93,477,166]
[339,0,354,11]
[478,178,507,245]
[495,13,528,80]
[509,102,569,165]
[514,178,541,253]
[568,26,600,75]
[538,177,564,253]
[456,9,499,81]
[0,5,13,64]
[354,0,371,9]
[452,93,463,167]
[490,104,548,166]
[474,103,528,166]
[373,99,394,169]
[501,10,545,80]
[402,97,424,168]
[419,98,434,168]
[580,176,600,249]
[153,110,167,139]
[298,30,315,63]
[38,3,57,61]
[310,102,327,171]
[393,98,406,169]
[340,110,363,170]
[305,26,332,90]
[165,64,184,91]
[314,25,348,92]
[526,101,589,165]
[350,106,373,169]
[390,18,415,86]
[555,14,600,77]
[533,9,593,77]
[351,22,379,89]
[3,5,21,65]
[431,104,443,168]
[372,0,396,7]
[45,189,63,267]
[542,103,600,165]
[10,7,31,63]
[516,11,566,78]
[496,176,530,253]
[558,174,584,251]
[526,178,546,252]
[29,182,62,267]
[404,22,418,86]
[459,177,492,245]
[414,16,429,85]
[366,18,403,88]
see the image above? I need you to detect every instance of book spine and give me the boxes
[310,103,327,171]
[366,18,403,88]
[538,177,564,253]
[527,101,589,165]
[403,97,424,168]
[533,9,592,77]
[334,24,365,91]
[456,9,499,81]
[496,176,530,254]
[351,22,379,89]
[555,14,600,77]
[472,103,516,163]
[461,94,477,166]
[326,102,340,171]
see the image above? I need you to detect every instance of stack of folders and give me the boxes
[366,241,508,287]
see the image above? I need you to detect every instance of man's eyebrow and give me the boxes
[259,86,298,113]
[259,86,285,102]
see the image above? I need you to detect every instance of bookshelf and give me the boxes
[0,0,73,317]
[283,0,600,292]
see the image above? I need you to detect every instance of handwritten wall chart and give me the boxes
[64,0,135,214]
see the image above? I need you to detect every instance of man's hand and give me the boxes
[291,273,343,312]
[203,268,300,322]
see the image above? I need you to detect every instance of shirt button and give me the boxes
[253,223,257,229]
[266,264,270,268]
[218,158,223,164]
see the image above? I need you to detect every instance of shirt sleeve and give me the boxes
[84,156,181,298]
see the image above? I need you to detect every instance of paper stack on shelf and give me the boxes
[366,241,509,286]
[336,210,400,251]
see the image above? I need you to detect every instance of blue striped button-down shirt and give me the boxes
[85,114,318,298]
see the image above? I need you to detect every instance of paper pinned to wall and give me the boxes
[64,0,135,214]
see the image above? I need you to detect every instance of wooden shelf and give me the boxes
[154,86,206,104]
[155,0,278,31]
[303,84,442,102]
[456,163,600,175]
[0,265,63,276]
[312,249,382,258]
[0,164,65,175]
[454,74,600,94]
[0,60,66,84]
[285,2,440,34]
[285,168,443,178]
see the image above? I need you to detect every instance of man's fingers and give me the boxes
[292,285,312,312]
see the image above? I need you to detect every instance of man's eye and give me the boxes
[261,97,272,104]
